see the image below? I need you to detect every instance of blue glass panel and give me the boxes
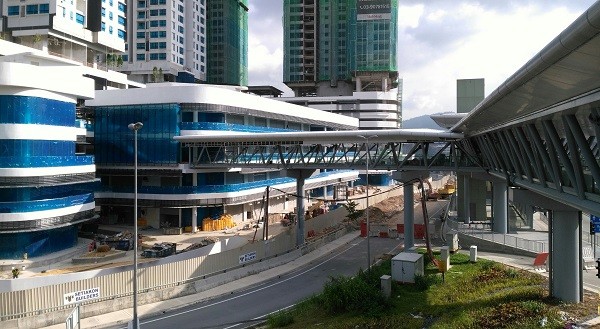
[0,140,75,157]
[98,171,355,194]
[180,122,297,133]
[0,193,94,213]
[0,225,78,259]
[0,155,94,168]
[0,181,99,202]
[0,96,75,126]
[93,104,180,165]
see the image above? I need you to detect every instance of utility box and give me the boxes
[447,233,459,252]
[470,245,478,262]
[391,252,424,283]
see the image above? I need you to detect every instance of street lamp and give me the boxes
[128,122,143,329]
[357,134,378,270]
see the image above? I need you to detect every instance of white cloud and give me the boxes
[246,0,597,118]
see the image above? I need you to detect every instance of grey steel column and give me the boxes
[492,180,508,234]
[404,183,414,249]
[551,210,581,303]
[296,175,305,247]
[463,175,471,224]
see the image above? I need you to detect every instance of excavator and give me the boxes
[420,179,441,200]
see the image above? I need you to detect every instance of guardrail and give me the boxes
[446,219,548,254]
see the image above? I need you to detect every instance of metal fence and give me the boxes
[0,209,349,323]
[446,219,548,254]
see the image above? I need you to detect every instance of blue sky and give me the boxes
[247,0,597,119]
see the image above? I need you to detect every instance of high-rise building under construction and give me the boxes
[283,0,398,96]
[281,0,402,130]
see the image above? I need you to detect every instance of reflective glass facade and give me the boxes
[0,95,96,258]
[94,104,180,165]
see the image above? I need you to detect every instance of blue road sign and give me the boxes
[591,215,600,233]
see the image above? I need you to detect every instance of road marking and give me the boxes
[140,239,362,326]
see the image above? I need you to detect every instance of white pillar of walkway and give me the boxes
[392,171,429,251]
[552,210,581,303]
[192,207,198,233]
[283,169,316,247]
[403,183,414,250]
[513,189,582,303]
[492,180,508,234]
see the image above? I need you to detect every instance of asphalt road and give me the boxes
[112,200,448,329]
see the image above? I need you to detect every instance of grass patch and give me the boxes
[270,250,592,329]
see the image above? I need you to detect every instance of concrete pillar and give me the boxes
[492,180,507,234]
[404,183,414,249]
[551,210,581,303]
[192,207,198,233]
[525,204,534,229]
[462,175,471,224]
[356,77,362,91]
[283,169,316,247]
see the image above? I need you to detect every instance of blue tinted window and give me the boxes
[39,4,50,13]
[118,2,126,12]
[26,5,39,15]
[7,6,19,15]
[76,13,85,25]
[118,29,126,40]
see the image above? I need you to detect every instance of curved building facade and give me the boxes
[0,61,97,259]
[87,83,359,230]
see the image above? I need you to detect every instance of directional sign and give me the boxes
[591,215,600,233]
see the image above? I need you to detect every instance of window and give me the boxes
[109,12,113,20]
[137,22,146,29]
[109,26,113,34]
[137,32,145,38]
[7,6,19,16]
[137,54,145,60]
[150,53,159,60]
[118,2,126,12]
[101,8,105,16]
[118,29,126,40]
[136,43,145,50]
[39,4,50,14]
[138,0,145,8]
[118,16,126,25]
[75,13,85,24]
[101,22,106,31]
[26,4,39,15]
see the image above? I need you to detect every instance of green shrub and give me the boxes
[319,274,389,317]
[266,310,294,328]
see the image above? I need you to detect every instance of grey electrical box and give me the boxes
[391,252,424,283]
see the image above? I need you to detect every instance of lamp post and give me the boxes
[128,122,143,329]
[357,134,377,270]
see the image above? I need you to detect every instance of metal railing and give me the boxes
[446,218,548,254]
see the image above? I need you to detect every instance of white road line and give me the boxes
[140,240,361,325]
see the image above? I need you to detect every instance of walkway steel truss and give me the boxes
[468,110,600,214]
[182,140,484,172]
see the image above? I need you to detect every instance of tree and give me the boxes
[341,201,363,222]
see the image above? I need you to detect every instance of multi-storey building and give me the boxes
[281,0,401,129]
[206,0,248,86]
[86,83,359,231]
[0,55,97,259]
[119,0,248,86]
[0,0,125,71]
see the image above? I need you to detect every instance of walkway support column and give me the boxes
[392,170,429,251]
[552,210,581,302]
[462,175,471,224]
[283,169,316,247]
[492,180,507,234]
[513,189,582,303]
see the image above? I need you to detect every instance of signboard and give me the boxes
[592,215,600,233]
[63,287,100,305]
[239,251,257,264]
[357,0,392,21]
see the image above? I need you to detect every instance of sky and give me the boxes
[246,0,597,120]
